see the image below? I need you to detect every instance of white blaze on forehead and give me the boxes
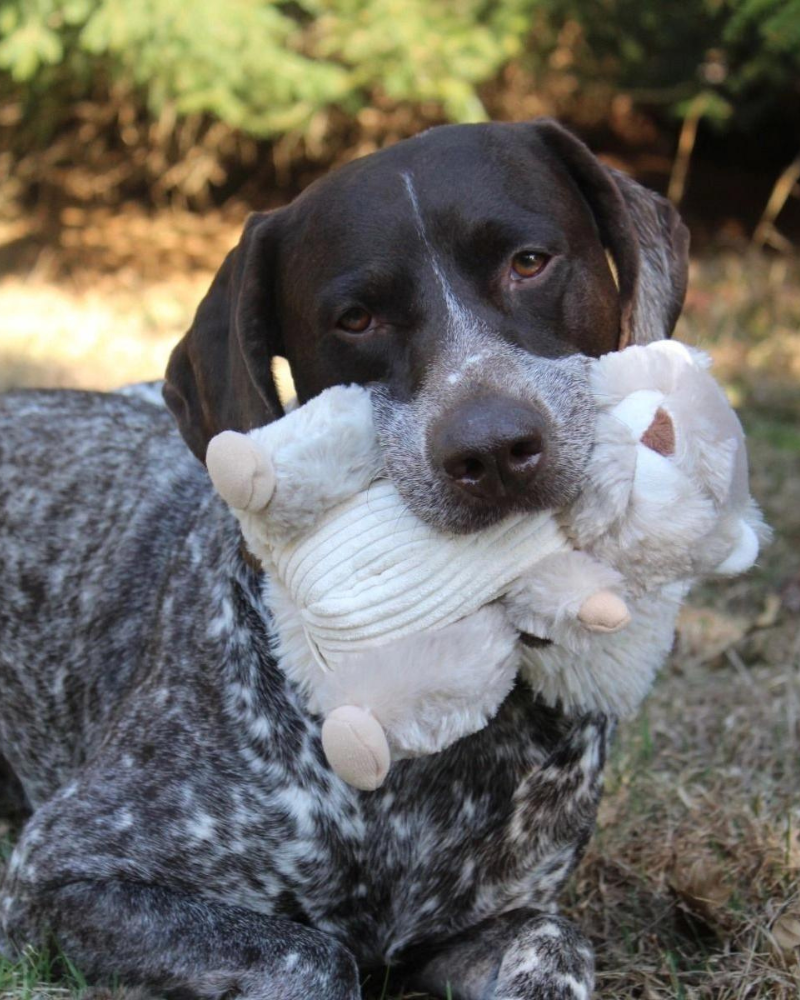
[401,171,475,334]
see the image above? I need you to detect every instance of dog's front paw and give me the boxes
[321,706,390,791]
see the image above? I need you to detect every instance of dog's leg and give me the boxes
[1,878,360,1000]
[411,908,594,1000]
[409,715,606,999]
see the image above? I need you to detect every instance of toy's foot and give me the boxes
[206,431,275,512]
[577,590,631,633]
[321,706,390,791]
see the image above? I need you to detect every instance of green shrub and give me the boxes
[0,0,797,204]
[0,0,542,137]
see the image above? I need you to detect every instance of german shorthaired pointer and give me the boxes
[0,120,688,999]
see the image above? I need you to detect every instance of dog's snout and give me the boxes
[431,398,546,501]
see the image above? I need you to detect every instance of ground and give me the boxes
[0,211,798,999]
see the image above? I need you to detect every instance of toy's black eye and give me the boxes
[511,251,550,280]
[337,307,372,333]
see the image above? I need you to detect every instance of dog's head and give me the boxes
[164,119,689,532]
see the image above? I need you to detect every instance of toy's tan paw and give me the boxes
[577,591,631,633]
[206,431,275,512]
[321,706,390,791]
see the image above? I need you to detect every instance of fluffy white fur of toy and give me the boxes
[306,604,518,758]
[519,582,688,716]
[505,341,769,717]
[504,550,626,638]
[245,384,383,539]
[263,520,547,757]
[566,341,769,594]
[207,341,769,781]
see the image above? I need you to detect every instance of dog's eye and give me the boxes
[337,307,373,333]
[511,251,550,280]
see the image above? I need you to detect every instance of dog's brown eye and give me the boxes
[511,251,549,280]
[337,308,372,333]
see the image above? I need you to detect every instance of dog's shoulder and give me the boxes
[0,388,218,802]
[0,387,206,530]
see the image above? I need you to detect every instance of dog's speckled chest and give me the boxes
[0,391,606,968]
[17,598,603,966]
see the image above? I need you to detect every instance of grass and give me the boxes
[0,944,87,1000]
[1,217,799,998]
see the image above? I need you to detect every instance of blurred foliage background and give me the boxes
[1,2,799,998]
[2,0,799,440]
[1,0,799,224]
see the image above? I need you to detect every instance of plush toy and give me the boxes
[206,341,767,790]
[514,340,768,715]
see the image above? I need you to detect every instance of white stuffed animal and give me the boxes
[206,341,767,790]
[515,340,768,715]
[206,387,625,790]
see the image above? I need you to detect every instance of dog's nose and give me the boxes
[430,397,546,500]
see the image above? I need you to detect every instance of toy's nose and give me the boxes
[430,397,546,501]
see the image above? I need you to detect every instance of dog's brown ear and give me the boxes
[531,119,690,347]
[163,211,285,462]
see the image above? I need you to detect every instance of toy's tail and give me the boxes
[713,501,772,576]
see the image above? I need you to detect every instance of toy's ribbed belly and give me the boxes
[270,480,564,664]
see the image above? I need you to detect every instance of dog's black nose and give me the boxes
[430,397,546,501]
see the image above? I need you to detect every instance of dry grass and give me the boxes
[563,252,800,999]
[0,206,242,395]
[1,214,798,998]
[570,599,800,998]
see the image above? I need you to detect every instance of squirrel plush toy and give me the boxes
[206,341,767,790]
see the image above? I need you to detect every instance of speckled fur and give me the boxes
[0,390,605,999]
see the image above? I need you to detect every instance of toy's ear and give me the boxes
[163,210,286,463]
[531,120,690,347]
[641,408,676,456]
[206,431,275,512]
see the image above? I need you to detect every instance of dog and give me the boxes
[0,119,688,999]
